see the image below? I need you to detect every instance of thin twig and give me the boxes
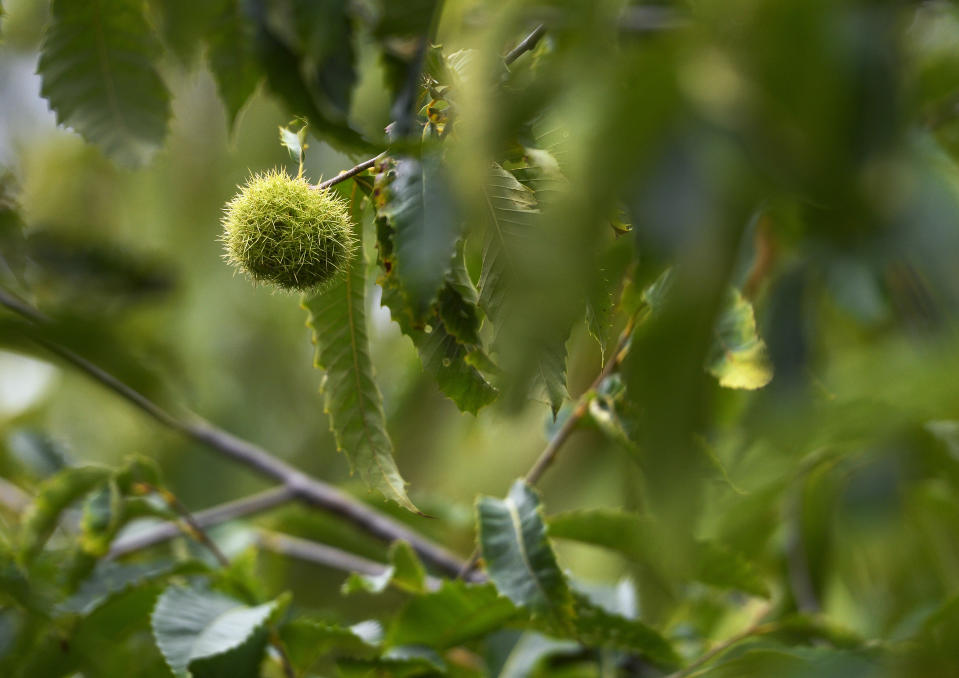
[458,319,636,577]
[108,486,294,558]
[315,152,385,191]
[504,24,547,65]
[0,287,468,578]
[258,529,443,591]
[150,484,230,567]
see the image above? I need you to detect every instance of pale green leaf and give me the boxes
[498,633,580,678]
[707,288,774,390]
[38,0,171,166]
[151,583,281,678]
[303,233,418,513]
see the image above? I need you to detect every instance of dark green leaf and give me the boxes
[206,0,262,130]
[378,153,462,320]
[303,226,418,513]
[477,479,573,617]
[38,0,171,166]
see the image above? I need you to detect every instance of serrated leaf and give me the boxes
[342,541,427,595]
[708,288,774,390]
[479,163,568,414]
[246,0,371,153]
[38,0,171,166]
[151,583,282,678]
[337,645,445,678]
[387,580,518,648]
[206,0,261,130]
[379,256,497,415]
[60,560,208,616]
[279,618,378,672]
[378,153,461,319]
[546,592,679,667]
[303,231,418,513]
[477,479,573,617]
[436,242,482,346]
[19,465,112,561]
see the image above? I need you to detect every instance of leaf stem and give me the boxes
[664,605,775,678]
[148,483,230,567]
[0,286,468,577]
[314,152,385,191]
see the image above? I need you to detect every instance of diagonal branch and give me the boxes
[0,286,468,578]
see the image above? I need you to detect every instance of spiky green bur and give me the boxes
[221,169,356,292]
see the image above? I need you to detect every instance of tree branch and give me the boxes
[504,24,546,65]
[314,152,385,191]
[258,529,442,591]
[0,287,468,578]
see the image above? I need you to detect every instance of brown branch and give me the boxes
[0,287,468,578]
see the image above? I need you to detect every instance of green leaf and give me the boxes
[151,583,282,678]
[478,163,569,414]
[303,228,418,513]
[246,0,371,153]
[477,479,573,617]
[38,0,171,166]
[78,479,122,558]
[548,509,768,598]
[19,465,112,561]
[692,646,880,678]
[378,153,462,320]
[337,645,445,678]
[387,580,518,648]
[279,618,379,672]
[278,123,307,164]
[206,0,262,130]
[342,541,427,595]
[436,242,482,346]
[707,288,773,390]
[542,592,679,667]
[59,560,207,616]
[497,633,580,678]
[378,241,497,415]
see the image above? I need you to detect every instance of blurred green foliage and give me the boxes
[1,0,959,676]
